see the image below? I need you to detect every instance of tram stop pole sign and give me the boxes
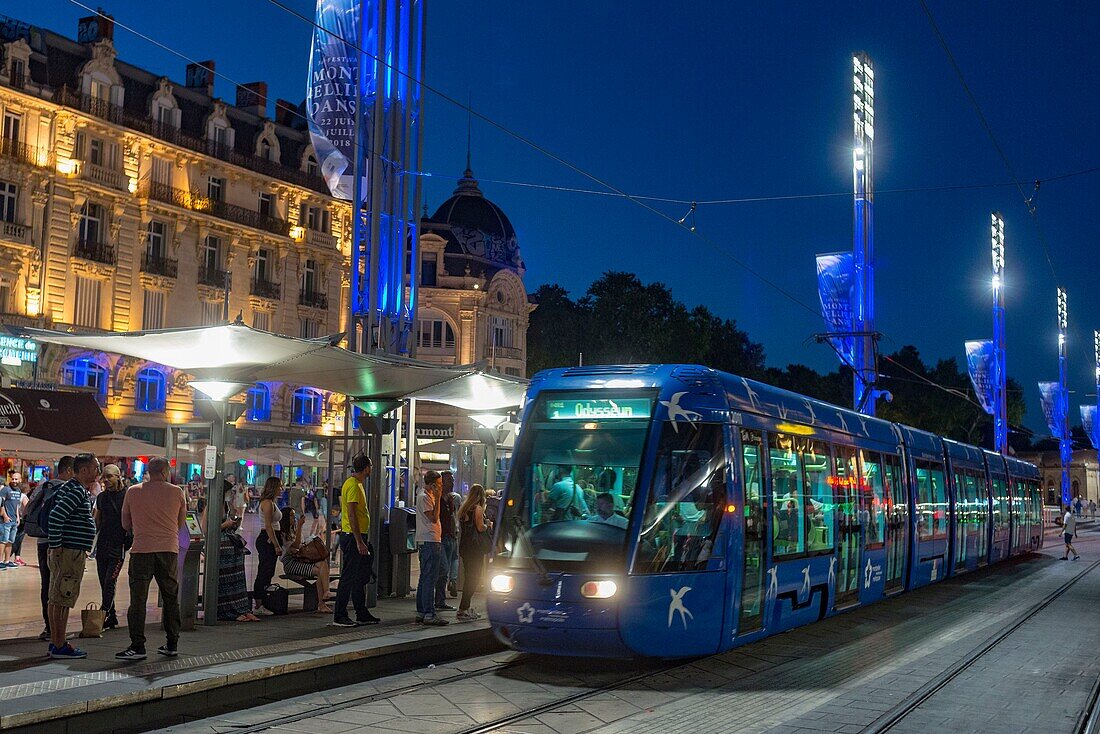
[203,445,218,480]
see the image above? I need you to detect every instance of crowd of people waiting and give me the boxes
[0,453,497,659]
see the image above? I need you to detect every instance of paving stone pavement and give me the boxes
[162,531,1098,734]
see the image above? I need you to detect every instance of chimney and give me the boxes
[236,82,268,117]
[275,99,297,127]
[185,60,216,97]
[77,9,115,43]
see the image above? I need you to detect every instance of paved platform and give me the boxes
[0,594,494,734]
[158,523,1100,734]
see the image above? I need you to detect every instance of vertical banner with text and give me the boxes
[1082,405,1098,450]
[816,252,856,369]
[964,340,995,416]
[1038,381,1064,439]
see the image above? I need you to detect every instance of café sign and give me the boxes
[0,336,38,367]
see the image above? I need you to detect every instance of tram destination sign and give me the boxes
[546,397,651,421]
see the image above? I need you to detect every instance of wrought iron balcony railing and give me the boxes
[250,277,281,300]
[298,289,328,309]
[72,238,117,265]
[141,252,178,278]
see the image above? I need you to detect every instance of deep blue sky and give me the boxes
[19,2,1100,436]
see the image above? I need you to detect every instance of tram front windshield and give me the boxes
[497,392,652,573]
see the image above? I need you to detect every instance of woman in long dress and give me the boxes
[203,500,259,622]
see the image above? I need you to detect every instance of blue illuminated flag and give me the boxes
[1082,405,1098,449]
[306,0,367,200]
[816,252,855,369]
[1038,381,1065,439]
[964,340,995,415]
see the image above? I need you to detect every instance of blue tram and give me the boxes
[486,364,1043,658]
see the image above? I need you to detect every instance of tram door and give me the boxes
[883,453,908,594]
[834,445,862,609]
[737,429,766,635]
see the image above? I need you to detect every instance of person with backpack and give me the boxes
[24,456,74,641]
[46,453,100,659]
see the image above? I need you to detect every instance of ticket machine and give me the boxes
[180,511,204,630]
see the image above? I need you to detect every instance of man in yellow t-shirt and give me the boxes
[333,455,379,626]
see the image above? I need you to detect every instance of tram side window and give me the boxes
[770,434,806,557]
[915,462,948,540]
[882,454,906,530]
[742,431,765,545]
[991,478,1007,531]
[635,423,727,574]
[929,463,948,538]
[802,441,833,552]
[860,451,885,548]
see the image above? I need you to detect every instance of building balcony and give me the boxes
[486,344,523,361]
[72,238,116,265]
[0,137,48,168]
[198,265,230,288]
[0,220,31,248]
[57,87,124,124]
[141,252,178,279]
[144,181,290,237]
[298,289,328,309]
[250,277,281,300]
[305,229,337,250]
[78,161,129,191]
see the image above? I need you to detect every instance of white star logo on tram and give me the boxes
[516,603,535,624]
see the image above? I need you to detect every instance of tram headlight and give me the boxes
[580,580,617,599]
[490,574,514,593]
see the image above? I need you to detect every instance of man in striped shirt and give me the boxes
[46,453,100,659]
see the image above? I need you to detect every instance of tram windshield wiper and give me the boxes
[510,512,553,583]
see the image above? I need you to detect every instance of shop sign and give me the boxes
[0,336,38,366]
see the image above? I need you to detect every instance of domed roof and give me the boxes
[428,168,524,273]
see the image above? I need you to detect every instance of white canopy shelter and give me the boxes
[18,323,526,410]
[0,431,78,459]
[72,433,165,457]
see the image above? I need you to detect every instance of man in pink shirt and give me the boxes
[116,457,186,661]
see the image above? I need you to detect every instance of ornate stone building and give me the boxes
[0,12,530,472]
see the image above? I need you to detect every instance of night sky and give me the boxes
[17,2,1100,436]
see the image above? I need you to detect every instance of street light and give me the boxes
[190,380,249,626]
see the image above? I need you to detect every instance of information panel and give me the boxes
[546,397,651,421]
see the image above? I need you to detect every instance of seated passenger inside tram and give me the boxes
[587,492,628,529]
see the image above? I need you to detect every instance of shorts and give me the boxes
[47,547,88,608]
[0,520,16,544]
[1065,533,1075,545]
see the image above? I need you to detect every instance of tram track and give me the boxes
[863,557,1100,734]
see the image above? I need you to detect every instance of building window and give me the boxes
[417,318,455,351]
[246,384,271,422]
[504,367,521,377]
[212,124,229,148]
[134,367,166,412]
[306,206,330,233]
[292,387,323,426]
[207,177,225,202]
[74,276,101,328]
[258,191,273,217]
[259,138,274,161]
[201,301,222,326]
[142,290,165,330]
[252,310,270,332]
[421,253,437,287]
[305,155,319,176]
[79,202,105,243]
[299,318,319,339]
[89,79,110,101]
[0,181,16,223]
[255,248,271,282]
[0,279,11,313]
[147,220,166,259]
[151,156,172,186]
[7,60,23,88]
[490,316,515,349]
[1,111,20,143]
[89,137,104,166]
[302,259,317,294]
[62,358,108,406]
[203,236,221,271]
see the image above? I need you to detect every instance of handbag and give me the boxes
[294,537,328,564]
[80,602,106,638]
[226,531,247,551]
[263,585,289,615]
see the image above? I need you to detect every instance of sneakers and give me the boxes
[103,615,120,630]
[115,647,147,661]
[355,613,381,626]
[1074,555,1081,561]
[50,643,88,659]
[415,615,425,623]
[1061,556,1069,560]
[38,627,50,641]
[254,606,274,616]
[157,645,178,657]
[435,603,457,612]
[332,617,358,628]
[456,609,481,621]
[422,615,449,626]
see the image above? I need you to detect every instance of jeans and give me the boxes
[436,536,458,605]
[334,533,368,621]
[96,542,125,619]
[416,541,441,618]
[128,551,180,651]
[37,542,49,629]
[253,531,278,606]
[459,550,484,612]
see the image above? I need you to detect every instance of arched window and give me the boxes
[417,310,456,353]
[62,358,108,406]
[247,384,271,422]
[134,367,166,412]
[291,387,323,426]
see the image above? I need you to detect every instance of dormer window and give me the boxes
[260,138,274,161]
[305,155,319,176]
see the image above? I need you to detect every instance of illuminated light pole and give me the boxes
[852,52,876,415]
[990,212,1007,454]
[1058,287,1070,505]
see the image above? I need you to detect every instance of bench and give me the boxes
[279,575,318,612]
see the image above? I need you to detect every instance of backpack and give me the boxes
[24,480,62,538]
